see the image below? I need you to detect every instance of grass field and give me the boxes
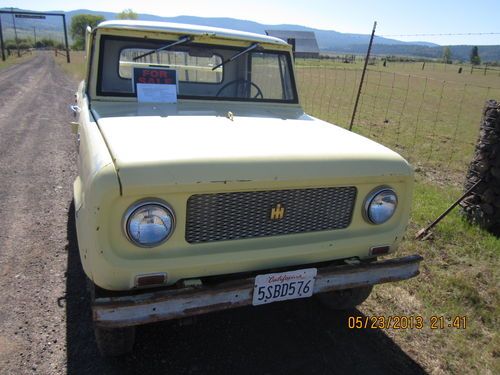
[364,179,499,374]
[56,50,86,82]
[54,51,499,374]
[295,58,500,184]
[0,51,36,70]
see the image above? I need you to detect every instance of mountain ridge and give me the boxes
[1,8,499,61]
[65,9,440,48]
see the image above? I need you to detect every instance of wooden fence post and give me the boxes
[461,100,500,236]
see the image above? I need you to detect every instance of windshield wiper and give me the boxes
[212,43,260,71]
[133,35,192,61]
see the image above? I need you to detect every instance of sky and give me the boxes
[1,0,499,45]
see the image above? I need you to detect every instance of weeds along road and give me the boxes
[0,52,426,375]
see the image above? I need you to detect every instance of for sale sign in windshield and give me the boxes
[133,67,178,103]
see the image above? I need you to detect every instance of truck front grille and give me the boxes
[185,187,357,244]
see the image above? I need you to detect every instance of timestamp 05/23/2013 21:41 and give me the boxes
[347,315,468,330]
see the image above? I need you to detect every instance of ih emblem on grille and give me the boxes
[270,203,285,220]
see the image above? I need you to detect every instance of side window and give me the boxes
[250,52,291,100]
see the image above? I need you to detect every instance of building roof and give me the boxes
[265,30,320,54]
[95,20,289,47]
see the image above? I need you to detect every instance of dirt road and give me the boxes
[0,53,427,374]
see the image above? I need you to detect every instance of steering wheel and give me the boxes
[216,79,264,99]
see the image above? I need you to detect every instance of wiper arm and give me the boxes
[133,35,192,61]
[212,43,260,71]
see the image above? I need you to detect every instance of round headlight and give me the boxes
[125,201,175,247]
[364,188,398,224]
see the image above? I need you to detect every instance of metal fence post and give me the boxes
[62,14,70,63]
[11,8,20,57]
[0,15,5,61]
[349,21,377,131]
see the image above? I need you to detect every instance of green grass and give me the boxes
[0,51,36,70]
[363,180,499,374]
[54,50,86,82]
[295,58,500,184]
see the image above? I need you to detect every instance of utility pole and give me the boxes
[11,8,20,57]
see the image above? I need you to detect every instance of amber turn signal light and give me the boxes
[370,245,390,256]
[135,273,167,287]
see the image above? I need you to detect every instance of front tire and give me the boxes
[316,286,373,310]
[94,326,136,357]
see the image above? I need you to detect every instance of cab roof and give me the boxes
[95,20,289,46]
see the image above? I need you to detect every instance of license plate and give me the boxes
[252,268,317,306]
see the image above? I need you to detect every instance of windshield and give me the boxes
[97,36,298,103]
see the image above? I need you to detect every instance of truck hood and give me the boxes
[91,102,412,189]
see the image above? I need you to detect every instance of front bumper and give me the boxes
[92,254,423,328]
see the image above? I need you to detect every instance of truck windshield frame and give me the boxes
[96,35,299,104]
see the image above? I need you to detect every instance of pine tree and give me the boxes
[442,47,452,64]
[470,46,481,65]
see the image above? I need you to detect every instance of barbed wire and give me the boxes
[377,32,500,37]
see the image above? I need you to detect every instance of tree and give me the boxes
[40,38,56,48]
[70,14,105,50]
[117,9,138,20]
[5,38,33,49]
[470,46,481,65]
[442,46,452,64]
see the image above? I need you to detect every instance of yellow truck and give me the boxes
[71,20,422,356]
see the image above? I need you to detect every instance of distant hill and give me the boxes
[335,43,500,62]
[1,8,435,48]
[62,10,439,49]
[1,8,499,62]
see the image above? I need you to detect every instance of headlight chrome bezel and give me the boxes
[123,199,176,248]
[363,187,398,225]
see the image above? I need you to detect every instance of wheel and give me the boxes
[216,79,264,99]
[316,285,373,310]
[94,326,136,357]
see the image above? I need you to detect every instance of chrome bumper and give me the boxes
[93,254,423,328]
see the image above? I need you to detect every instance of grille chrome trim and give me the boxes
[185,187,357,244]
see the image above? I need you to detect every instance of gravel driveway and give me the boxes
[0,53,427,375]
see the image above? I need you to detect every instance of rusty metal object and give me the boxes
[93,254,423,328]
[415,178,482,240]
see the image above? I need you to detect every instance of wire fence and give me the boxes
[295,58,500,182]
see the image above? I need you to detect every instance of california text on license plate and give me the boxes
[252,268,317,306]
